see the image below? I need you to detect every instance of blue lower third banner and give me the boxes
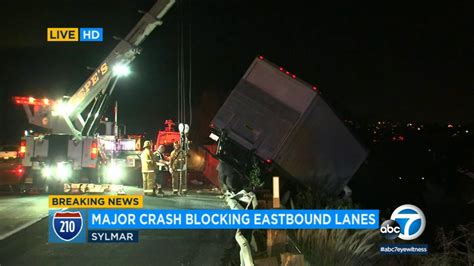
[88,230,139,243]
[88,209,379,229]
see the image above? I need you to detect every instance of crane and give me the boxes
[13,0,176,193]
[15,0,175,139]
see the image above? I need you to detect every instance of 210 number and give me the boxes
[59,220,75,233]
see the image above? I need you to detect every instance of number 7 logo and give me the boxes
[391,204,426,241]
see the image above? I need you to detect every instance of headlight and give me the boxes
[104,163,124,181]
[56,162,72,180]
[41,166,53,178]
[41,163,72,180]
[113,64,131,77]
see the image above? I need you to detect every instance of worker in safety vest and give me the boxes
[153,144,169,196]
[169,141,186,195]
[141,140,155,196]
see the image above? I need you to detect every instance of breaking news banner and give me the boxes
[87,209,379,230]
[48,209,378,243]
[49,195,143,209]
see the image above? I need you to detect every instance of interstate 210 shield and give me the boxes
[52,211,84,241]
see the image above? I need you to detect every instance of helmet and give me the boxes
[143,140,151,149]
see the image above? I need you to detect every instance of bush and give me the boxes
[425,223,474,265]
[248,158,264,189]
[296,229,380,265]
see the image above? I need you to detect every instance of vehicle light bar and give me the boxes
[13,96,55,107]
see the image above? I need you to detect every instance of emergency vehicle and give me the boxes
[154,120,181,154]
[153,120,220,188]
[13,0,175,193]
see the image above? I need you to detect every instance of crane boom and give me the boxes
[62,0,175,135]
[11,0,176,192]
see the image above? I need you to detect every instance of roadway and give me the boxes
[0,186,236,266]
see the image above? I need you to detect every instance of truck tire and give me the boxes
[83,168,102,184]
[46,180,63,195]
[29,169,49,194]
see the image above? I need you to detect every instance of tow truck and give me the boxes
[13,0,175,193]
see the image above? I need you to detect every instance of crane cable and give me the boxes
[176,0,181,124]
[188,0,192,128]
[181,0,185,125]
[176,0,192,128]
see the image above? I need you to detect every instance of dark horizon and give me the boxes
[1,0,473,143]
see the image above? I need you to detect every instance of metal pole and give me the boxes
[184,133,188,193]
[273,176,280,209]
[114,101,119,137]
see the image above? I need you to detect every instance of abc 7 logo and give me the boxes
[380,204,426,240]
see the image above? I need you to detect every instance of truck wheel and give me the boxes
[28,169,47,194]
[93,168,103,184]
[83,168,102,184]
[95,174,103,184]
[43,184,50,194]
[31,173,49,194]
[46,181,63,195]
[38,177,50,194]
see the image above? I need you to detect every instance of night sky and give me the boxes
[1,0,473,144]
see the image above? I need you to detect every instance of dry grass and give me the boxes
[292,189,381,265]
[292,188,473,265]
[425,223,474,265]
[295,229,380,265]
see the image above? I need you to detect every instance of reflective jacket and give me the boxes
[170,149,185,171]
[141,148,154,173]
[153,151,169,171]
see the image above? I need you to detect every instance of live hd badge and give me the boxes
[48,210,86,243]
